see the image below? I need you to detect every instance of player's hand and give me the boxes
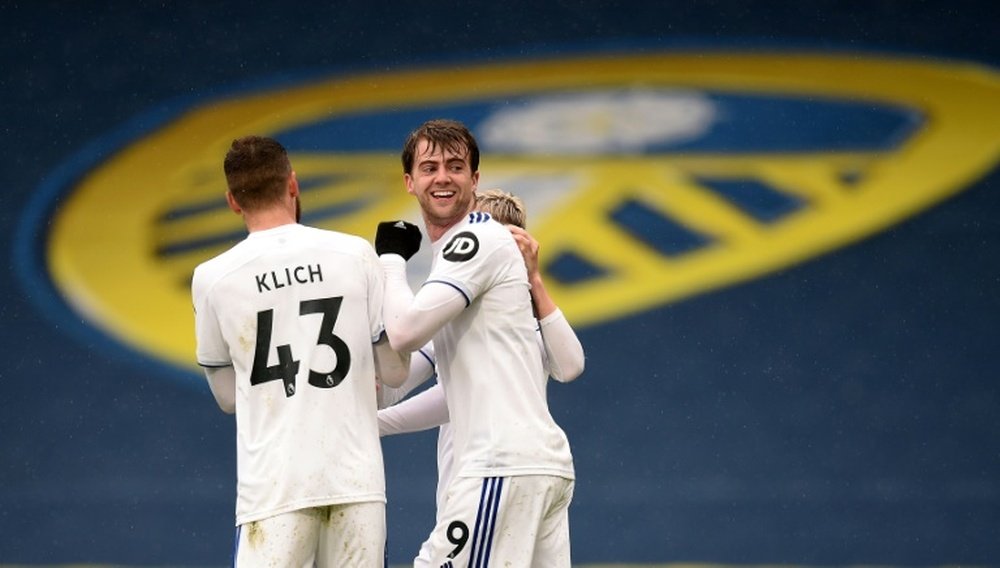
[507,225,540,277]
[375,220,422,260]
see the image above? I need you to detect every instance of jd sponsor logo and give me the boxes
[29,51,1000,377]
[443,232,480,262]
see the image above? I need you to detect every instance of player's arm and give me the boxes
[507,225,558,318]
[375,221,467,352]
[378,344,436,409]
[372,331,410,389]
[192,270,239,414]
[383,263,466,352]
[539,308,585,383]
[378,383,449,436]
[202,365,236,414]
[506,225,585,381]
[363,237,412,389]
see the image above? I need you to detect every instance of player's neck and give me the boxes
[424,206,474,242]
[244,209,298,233]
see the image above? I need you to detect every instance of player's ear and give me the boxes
[404,173,416,196]
[225,191,241,214]
[288,171,300,198]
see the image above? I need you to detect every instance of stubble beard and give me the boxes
[420,191,474,238]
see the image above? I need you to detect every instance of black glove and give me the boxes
[375,220,422,260]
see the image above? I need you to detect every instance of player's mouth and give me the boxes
[431,190,456,200]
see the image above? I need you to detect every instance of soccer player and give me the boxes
[192,135,410,567]
[378,189,585,567]
[376,119,579,566]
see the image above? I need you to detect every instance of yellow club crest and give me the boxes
[43,52,1000,374]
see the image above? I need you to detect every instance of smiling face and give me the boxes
[405,137,480,241]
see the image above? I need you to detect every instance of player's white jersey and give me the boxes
[378,321,570,512]
[425,212,575,480]
[193,223,387,525]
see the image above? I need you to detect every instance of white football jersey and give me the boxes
[425,212,575,480]
[193,224,387,525]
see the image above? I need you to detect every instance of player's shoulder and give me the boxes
[466,211,494,227]
[459,211,510,240]
[192,248,236,296]
[302,225,377,255]
[438,212,514,264]
[193,240,244,280]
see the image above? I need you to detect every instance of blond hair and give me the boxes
[475,189,526,228]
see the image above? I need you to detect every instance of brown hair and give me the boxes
[223,135,291,211]
[401,119,480,174]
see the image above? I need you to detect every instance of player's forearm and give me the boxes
[203,366,237,414]
[377,384,449,436]
[381,255,464,352]
[378,346,435,408]
[372,333,410,389]
[540,308,585,382]
[529,272,558,319]
[381,254,427,351]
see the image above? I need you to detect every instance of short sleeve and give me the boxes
[192,266,230,367]
[424,221,511,303]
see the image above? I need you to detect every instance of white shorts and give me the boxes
[234,501,385,568]
[421,475,574,568]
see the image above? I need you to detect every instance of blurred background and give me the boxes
[2,1,999,566]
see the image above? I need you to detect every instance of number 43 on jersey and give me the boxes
[251,296,352,397]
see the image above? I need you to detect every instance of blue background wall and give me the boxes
[1,1,998,565]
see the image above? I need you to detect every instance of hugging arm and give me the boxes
[539,309,585,383]
[378,383,449,436]
[380,254,467,352]
[378,344,436,409]
[372,332,411,389]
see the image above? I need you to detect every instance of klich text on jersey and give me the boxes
[255,264,324,293]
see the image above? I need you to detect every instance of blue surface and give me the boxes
[1,1,998,565]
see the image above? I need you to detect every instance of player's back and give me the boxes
[193,223,387,524]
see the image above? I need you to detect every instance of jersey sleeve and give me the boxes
[361,238,387,343]
[192,265,231,368]
[538,308,585,383]
[378,382,449,436]
[423,219,511,304]
[381,217,521,353]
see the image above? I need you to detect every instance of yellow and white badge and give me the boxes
[40,51,1000,376]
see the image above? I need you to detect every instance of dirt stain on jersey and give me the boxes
[246,520,264,549]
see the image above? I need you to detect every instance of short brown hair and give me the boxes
[223,135,291,211]
[476,189,526,228]
[401,119,480,174]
